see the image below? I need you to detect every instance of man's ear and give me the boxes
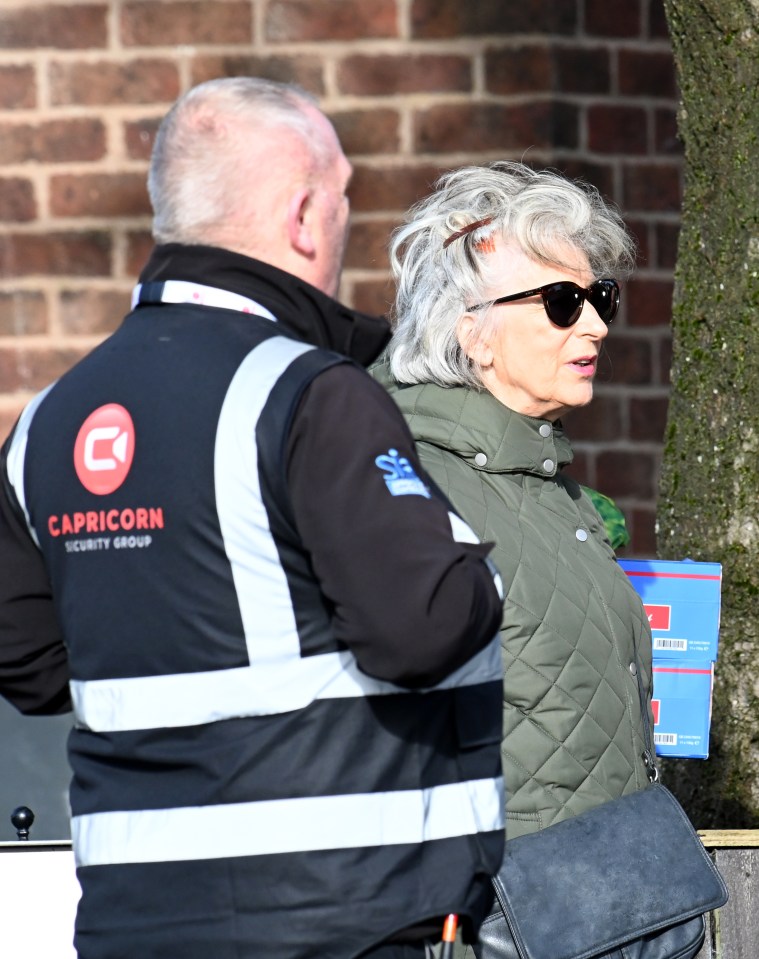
[457,313,493,368]
[286,187,315,256]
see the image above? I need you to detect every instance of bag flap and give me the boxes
[492,784,728,959]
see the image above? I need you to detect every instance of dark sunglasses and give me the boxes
[469,278,620,328]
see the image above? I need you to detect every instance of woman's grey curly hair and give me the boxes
[387,161,636,388]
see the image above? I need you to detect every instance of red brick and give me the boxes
[659,335,672,386]
[485,46,552,95]
[348,163,444,214]
[564,394,623,441]
[50,174,150,218]
[126,231,154,277]
[584,0,642,37]
[348,277,396,317]
[554,159,615,201]
[124,118,161,161]
[619,50,677,98]
[415,101,579,153]
[564,451,592,488]
[412,0,576,39]
[121,1,252,46]
[623,162,681,212]
[0,232,111,278]
[0,178,36,222]
[266,0,397,42]
[60,290,132,335]
[555,45,611,94]
[0,5,108,49]
[190,55,326,96]
[596,449,657,498]
[655,108,682,155]
[331,109,401,156]
[624,217,651,269]
[602,334,652,385]
[630,395,669,441]
[626,277,673,327]
[342,220,396,271]
[0,292,47,336]
[655,222,680,270]
[0,350,20,394]
[339,54,471,96]
[0,406,25,441]
[0,346,87,392]
[587,105,648,154]
[0,119,106,164]
[0,65,36,109]
[627,507,658,556]
[50,59,180,107]
[649,0,671,39]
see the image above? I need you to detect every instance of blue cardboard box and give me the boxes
[618,558,722,661]
[619,558,722,759]
[651,660,714,759]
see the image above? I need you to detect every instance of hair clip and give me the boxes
[442,215,494,249]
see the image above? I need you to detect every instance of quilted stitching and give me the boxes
[389,382,654,841]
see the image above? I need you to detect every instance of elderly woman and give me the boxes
[372,161,656,852]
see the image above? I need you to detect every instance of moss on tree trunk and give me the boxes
[659,0,759,827]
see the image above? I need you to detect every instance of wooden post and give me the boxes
[696,831,759,958]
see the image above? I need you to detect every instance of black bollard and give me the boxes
[11,805,35,841]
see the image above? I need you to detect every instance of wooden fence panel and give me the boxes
[696,832,759,958]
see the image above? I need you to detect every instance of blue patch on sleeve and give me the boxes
[374,448,431,498]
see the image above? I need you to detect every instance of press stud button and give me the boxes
[539,424,552,437]
[629,663,637,676]
[474,452,488,467]
[575,528,588,542]
[543,458,555,472]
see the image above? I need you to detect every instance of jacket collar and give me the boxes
[138,243,391,366]
[371,355,574,476]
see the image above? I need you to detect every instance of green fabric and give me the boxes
[582,486,630,550]
[371,356,654,839]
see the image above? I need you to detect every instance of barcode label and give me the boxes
[653,638,688,651]
[654,733,678,745]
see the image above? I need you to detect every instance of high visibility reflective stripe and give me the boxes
[69,639,502,732]
[5,384,55,547]
[67,334,503,732]
[131,280,277,320]
[214,336,314,668]
[72,776,505,867]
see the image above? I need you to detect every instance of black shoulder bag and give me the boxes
[475,654,728,959]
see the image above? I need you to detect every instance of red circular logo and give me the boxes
[74,404,135,495]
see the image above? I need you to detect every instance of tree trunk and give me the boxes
[658,0,759,827]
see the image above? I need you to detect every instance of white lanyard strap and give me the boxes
[132,279,277,321]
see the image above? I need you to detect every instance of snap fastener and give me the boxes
[474,452,488,467]
[542,458,555,472]
[575,528,588,542]
[629,663,637,676]
[539,424,551,437]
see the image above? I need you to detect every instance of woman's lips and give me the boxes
[567,355,597,376]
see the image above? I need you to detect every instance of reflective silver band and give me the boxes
[72,776,505,867]
[69,639,502,732]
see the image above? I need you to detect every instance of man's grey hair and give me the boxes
[148,77,324,245]
[387,161,636,389]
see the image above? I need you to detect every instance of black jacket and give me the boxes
[0,245,505,958]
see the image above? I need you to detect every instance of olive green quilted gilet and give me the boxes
[373,360,654,839]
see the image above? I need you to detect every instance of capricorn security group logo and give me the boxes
[74,403,135,495]
[374,448,430,499]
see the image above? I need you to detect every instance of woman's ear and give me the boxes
[286,187,316,257]
[457,313,494,368]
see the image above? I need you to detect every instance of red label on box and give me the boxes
[644,604,671,630]
[652,699,660,725]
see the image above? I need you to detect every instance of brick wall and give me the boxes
[0,0,681,555]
